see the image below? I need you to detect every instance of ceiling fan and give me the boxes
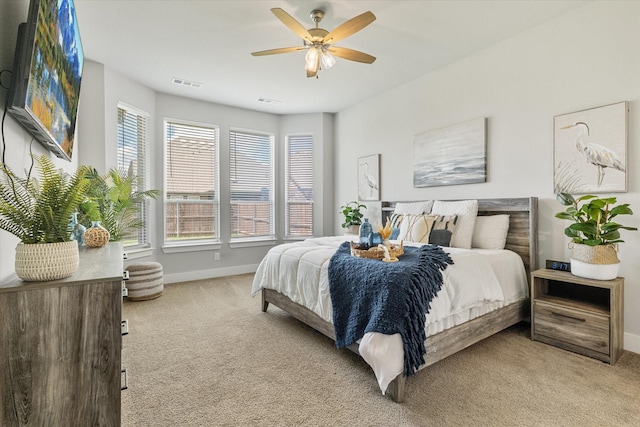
[251,8,376,78]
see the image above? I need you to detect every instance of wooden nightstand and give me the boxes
[530,269,623,364]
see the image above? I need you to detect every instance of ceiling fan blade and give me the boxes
[323,11,376,44]
[271,8,312,42]
[327,47,376,64]
[252,47,306,56]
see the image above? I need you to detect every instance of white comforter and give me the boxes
[251,236,528,394]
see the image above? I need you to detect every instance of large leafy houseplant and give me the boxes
[339,201,366,229]
[555,193,636,246]
[0,155,90,244]
[556,193,636,280]
[0,155,91,281]
[79,167,158,242]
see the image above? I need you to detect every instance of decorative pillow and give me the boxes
[387,213,404,240]
[393,200,433,215]
[431,200,478,249]
[429,215,458,247]
[472,215,510,249]
[389,213,404,228]
[398,214,436,243]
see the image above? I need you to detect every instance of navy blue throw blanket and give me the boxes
[328,241,453,376]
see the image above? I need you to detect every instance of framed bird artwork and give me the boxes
[358,154,380,201]
[554,101,628,193]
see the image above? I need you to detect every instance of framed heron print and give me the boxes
[554,101,628,194]
[358,154,380,201]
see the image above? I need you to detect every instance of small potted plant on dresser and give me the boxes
[340,201,366,235]
[0,155,91,281]
[555,192,637,280]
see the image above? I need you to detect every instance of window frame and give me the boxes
[162,117,221,252]
[116,101,151,251]
[284,133,314,239]
[228,127,276,246]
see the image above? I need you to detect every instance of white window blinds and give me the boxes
[285,134,313,238]
[117,103,149,248]
[229,130,274,240]
[164,120,219,243]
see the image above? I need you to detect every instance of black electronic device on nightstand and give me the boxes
[545,259,571,272]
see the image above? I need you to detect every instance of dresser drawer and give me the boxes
[534,301,609,354]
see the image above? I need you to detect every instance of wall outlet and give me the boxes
[214,253,220,261]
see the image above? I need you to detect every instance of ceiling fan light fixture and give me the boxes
[251,8,376,78]
[321,50,336,70]
[305,47,320,72]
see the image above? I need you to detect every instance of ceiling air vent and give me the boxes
[257,97,282,105]
[171,77,203,89]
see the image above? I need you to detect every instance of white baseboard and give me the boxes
[163,264,259,284]
[624,332,640,354]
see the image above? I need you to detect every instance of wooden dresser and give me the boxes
[0,242,125,426]
[530,269,624,364]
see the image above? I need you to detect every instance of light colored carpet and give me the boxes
[121,274,640,426]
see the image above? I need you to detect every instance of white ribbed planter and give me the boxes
[343,225,359,236]
[570,243,620,281]
[15,241,79,282]
[570,258,620,281]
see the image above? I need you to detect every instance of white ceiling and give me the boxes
[74,1,586,115]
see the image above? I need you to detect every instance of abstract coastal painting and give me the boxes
[358,154,380,201]
[554,101,628,194]
[413,118,486,188]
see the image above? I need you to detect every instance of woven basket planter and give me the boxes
[570,243,620,280]
[15,241,79,282]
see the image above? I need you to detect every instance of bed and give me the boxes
[252,197,538,402]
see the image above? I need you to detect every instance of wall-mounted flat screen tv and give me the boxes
[8,0,84,161]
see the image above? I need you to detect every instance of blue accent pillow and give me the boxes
[391,227,401,240]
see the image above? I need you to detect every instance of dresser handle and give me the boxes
[122,271,130,281]
[121,319,129,335]
[121,368,128,390]
[550,311,586,322]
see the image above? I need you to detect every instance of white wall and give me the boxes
[334,2,640,351]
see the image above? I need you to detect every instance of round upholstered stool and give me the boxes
[125,262,163,301]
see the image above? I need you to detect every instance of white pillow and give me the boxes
[393,200,433,215]
[472,215,510,249]
[398,214,436,243]
[431,200,478,249]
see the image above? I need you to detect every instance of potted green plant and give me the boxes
[555,192,637,280]
[340,201,366,235]
[0,155,91,281]
[79,167,158,243]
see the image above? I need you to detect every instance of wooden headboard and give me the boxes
[381,197,538,275]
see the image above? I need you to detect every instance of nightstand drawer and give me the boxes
[534,301,609,354]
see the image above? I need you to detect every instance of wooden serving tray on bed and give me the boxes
[350,241,404,260]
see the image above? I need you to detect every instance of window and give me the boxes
[117,103,150,248]
[229,129,274,241]
[164,119,219,244]
[285,134,313,238]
